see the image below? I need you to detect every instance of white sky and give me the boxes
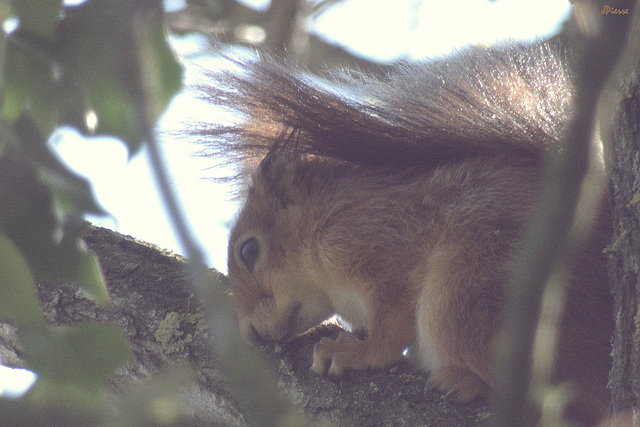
[313,0,570,59]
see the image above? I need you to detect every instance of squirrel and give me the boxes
[202,41,614,425]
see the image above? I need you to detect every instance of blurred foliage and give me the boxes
[0,0,182,423]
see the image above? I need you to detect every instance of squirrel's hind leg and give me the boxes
[413,242,501,402]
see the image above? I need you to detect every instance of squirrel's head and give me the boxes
[227,154,334,344]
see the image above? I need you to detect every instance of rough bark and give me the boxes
[608,64,640,415]
[1,225,488,426]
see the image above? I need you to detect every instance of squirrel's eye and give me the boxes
[239,238,260,272]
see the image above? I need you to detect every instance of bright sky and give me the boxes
[1,0,571,398]
[313,0,570,59]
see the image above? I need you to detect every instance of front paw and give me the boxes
[425,365,488,403]
[312,331,365,377]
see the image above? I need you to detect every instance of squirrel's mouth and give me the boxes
[243,299,302,344]
[276,302,302,342]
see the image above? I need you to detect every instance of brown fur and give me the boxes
[204,42,613,425]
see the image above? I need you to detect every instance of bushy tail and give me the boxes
[194,41,571,173]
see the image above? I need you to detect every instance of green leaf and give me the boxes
[0,116,20,157]
[56,218,111,304]
[0,36,62,135]
[3,1,182,155]
[20,323,132,390]
[55,0,183,155]
[0,152,109,304]
[10,0,63,38]
[0,155,58,269]
[15,114,106,217]
[0,231,45,328]
[0,42,27,123]
[0,386,104,426]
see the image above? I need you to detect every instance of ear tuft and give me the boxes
[255,153,297,207]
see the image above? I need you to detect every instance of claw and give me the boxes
[426,366,488,403]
